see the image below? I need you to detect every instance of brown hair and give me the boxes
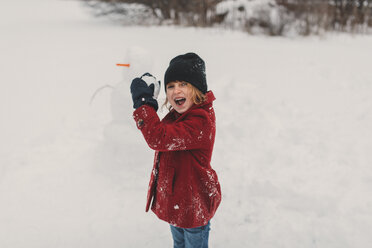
[163,81,206,111]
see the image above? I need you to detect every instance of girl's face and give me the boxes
[166,81,194,114]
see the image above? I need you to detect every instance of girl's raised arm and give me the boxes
[133,105,213,152]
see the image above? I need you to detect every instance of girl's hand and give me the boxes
[130,73,159,111]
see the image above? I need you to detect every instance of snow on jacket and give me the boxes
[133,91,221,228]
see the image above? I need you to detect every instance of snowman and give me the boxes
[103,46,158,170]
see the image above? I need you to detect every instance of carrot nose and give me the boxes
[116,63,130,67]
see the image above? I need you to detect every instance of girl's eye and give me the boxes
[167,85,174,89]
[181,82,187,86]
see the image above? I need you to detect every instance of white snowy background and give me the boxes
[1,0,372,247]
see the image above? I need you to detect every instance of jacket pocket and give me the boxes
[166,167,175,196]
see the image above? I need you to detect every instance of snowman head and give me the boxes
[123,46,154,80]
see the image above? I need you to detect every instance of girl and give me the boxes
[130,53,221,248]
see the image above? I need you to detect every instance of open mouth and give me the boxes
[174,97,186,106]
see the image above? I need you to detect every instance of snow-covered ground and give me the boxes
[1,0,372,247]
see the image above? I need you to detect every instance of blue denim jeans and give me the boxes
[170,221,211,248]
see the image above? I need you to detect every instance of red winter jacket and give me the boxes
[133,91,221,228]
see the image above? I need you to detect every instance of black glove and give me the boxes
[130,73,159,111]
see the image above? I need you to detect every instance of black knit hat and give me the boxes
[164,52,207,94]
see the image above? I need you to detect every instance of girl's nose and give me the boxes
[174,85,181,93]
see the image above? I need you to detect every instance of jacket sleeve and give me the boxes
[133,105,212,152]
